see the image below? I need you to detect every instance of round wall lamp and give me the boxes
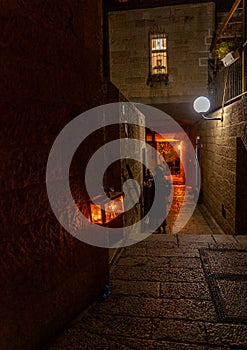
[193,96,210,113]
[193,96,222,121]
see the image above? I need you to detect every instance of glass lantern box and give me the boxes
[90,192,124,225]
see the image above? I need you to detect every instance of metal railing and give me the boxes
[209,43,247,110]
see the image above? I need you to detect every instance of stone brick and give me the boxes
[152,319,207,343]
[205,323,247,347]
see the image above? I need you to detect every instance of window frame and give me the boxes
[147,32,169,86]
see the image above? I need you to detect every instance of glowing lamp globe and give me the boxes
[193,96,211,113]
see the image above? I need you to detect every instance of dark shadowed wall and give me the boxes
[0,1,109,349]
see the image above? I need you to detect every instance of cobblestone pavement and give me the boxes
[45,233,247,350]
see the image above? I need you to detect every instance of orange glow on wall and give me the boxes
[90,204,103,224]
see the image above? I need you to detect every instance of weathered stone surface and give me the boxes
[205,323,247,347]
[152,319,206,343]
[111,280,161,298]
[161,281,211,300]
[89,295,162,317]
[153,342,226,350]
[121,247,147,257]
[137,240,178,249]
[73,313,153,339]
[163,267,207,282]
[216,280,247,319]
[117,255,170,267]
[159,298,217,321]
[169,257,202,268]
[178,234,214,243]
[202,249,247,275]
[146,247,201,257]
[111,265,170,281]
[47,331,131,350]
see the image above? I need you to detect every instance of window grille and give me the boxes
[147,32,168,85]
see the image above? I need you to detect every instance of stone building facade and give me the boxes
[108,2,215,108]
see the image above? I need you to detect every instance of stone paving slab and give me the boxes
[148,234,178,242]
[47,331,132,350]
[116,255,170,267]
[159,298,217,321]
[160,281,211,300]
[111,280,160,298]
[45,333,232,350]
[200,247,247,325]
[45,235,247,349]
[87,295,217,322]
[111,265,170,281]
[161,267,207,282]
[216,280,247,319]
[88,295,162,318]
[137,240,178,249]
[152,319,206,343]
[178,234,215,243]
[153,342,231,350]
[208,242,243,249]
[73,313,153,339]
[169,256,202,268]
[121,247,147,257]
[146,247,201,257]
[200,249,247,275]
[205,323,247,347]
[178,242,211,249]
[212,235,238,243]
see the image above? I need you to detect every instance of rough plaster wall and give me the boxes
[0,1,109,349]
[108,2,215,100]
[195,98,247,235]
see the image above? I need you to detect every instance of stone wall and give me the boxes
[193,98,247,235]
[0,1,109,349]
[120,104,145,229]
[108,2,215,102]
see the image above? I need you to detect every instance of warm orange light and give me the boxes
[104,195,124,223]
[90,204,103,224]
[155,134,180,142]
[90,194,124,225]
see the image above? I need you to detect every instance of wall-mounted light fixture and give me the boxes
[193,96,223,121]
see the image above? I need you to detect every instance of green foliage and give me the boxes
[216,41,239,59]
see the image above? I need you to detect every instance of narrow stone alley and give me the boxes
[1,1,246,348]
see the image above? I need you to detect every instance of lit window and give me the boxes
[147,32,168,85]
